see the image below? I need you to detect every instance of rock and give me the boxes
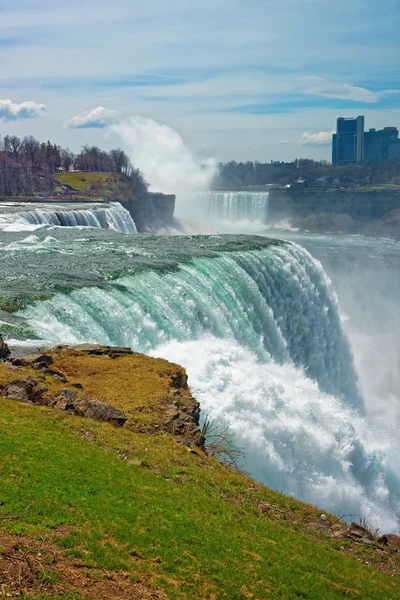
[333,530,345,538]
[377,534,400,550]
[71,383,83,389]
[60,388,76,400]
[74,399,127,427]
[2,378,46,404]
[72,344,133,357]
[54,397,74,411]
[53,389,77,411]
[18,354,53,367]
[349,522,374,540]
[2,380,34,403]
[170,370,189,390]
[259,504,271,513]
[0,335,10,359]
[52,374,68,383]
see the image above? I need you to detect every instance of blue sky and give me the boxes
[0,0,399,161]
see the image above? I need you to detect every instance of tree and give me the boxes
[60,148,75,172]
[110,148,130,174]
[128,165,148,199]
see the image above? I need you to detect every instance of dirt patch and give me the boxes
[0,532,167,599]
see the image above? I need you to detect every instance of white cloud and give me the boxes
[64,106,119,129]
[301,131,334,145]
[278,139,289,144]
[0,99,46,121]
[300,76,382,103]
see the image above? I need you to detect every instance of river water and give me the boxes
[0,200,399,533]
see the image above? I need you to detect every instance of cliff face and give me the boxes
[269,188,400,225]
[124,192,176,232]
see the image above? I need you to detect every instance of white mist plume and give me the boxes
[112,117,216,219]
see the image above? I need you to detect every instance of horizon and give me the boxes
[0,0,399,163]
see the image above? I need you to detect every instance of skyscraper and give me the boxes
[332,116,365,164]
[364,127,399,163]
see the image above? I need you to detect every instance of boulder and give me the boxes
[378,534,400,550]
[19,354,53,367]
[347,522,376,544]
[2,378,47,404]
[53,388,76,411]
[0,335,10,359]
[74,399,127,427]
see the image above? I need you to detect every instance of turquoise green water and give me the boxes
[0,218,399,533]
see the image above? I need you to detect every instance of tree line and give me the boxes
[212,159,400,189]
[0,134,148,198]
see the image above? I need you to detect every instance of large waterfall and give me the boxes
[206,191,269,224]
[9,236,400,531]
[18,242,357,402]
[0,202,137,234]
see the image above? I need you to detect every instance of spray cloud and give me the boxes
[113,117,216,219]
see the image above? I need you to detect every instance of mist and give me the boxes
[112,117,216,220]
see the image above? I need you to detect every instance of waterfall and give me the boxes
[15,240,400,531]
[0,202,137,234]
[19,242,359,405]
[206,191,270,223]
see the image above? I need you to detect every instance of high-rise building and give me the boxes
[388,139,400,161]
[364,127,399,163]
[332,116,365,164]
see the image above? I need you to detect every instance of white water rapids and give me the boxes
[14,239,400,532]
[0,202,137,234]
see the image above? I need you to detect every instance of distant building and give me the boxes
[291,177,308,189]
[332,116,365,164]
[364,127,399,163]
[388,139,400,161]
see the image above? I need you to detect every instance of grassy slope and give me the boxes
[1,354,399,600]
[56,172,132,201]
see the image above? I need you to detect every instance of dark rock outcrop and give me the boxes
[1,378,47,404]
[123,193,176,232]
[1,375,127,427]
[74,399,127,427]
[9,354,53,367]
[163,394,204,449]
[0,335,10,359]
[378,534,400,550]
[1,344,202,444]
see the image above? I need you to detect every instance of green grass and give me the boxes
[1,351,399,599]
[56,172,133,201]
[1,398,399,600]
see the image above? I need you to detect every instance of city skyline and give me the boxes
[0,0,399,162]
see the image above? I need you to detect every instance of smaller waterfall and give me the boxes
[207,191,269,223]
[0,202,137,234]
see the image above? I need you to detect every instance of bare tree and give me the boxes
[110,148,130,174]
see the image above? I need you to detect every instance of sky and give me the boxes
[0,0,399,163]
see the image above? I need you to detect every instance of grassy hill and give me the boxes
[56,172,133,201]
[0,347,399,599]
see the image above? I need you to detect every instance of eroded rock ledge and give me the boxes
[0,340,205,449]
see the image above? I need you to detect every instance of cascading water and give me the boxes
[17,243,357,402]
[0,202,137,234]
[15,237,400,531]
[206,191,269,222]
